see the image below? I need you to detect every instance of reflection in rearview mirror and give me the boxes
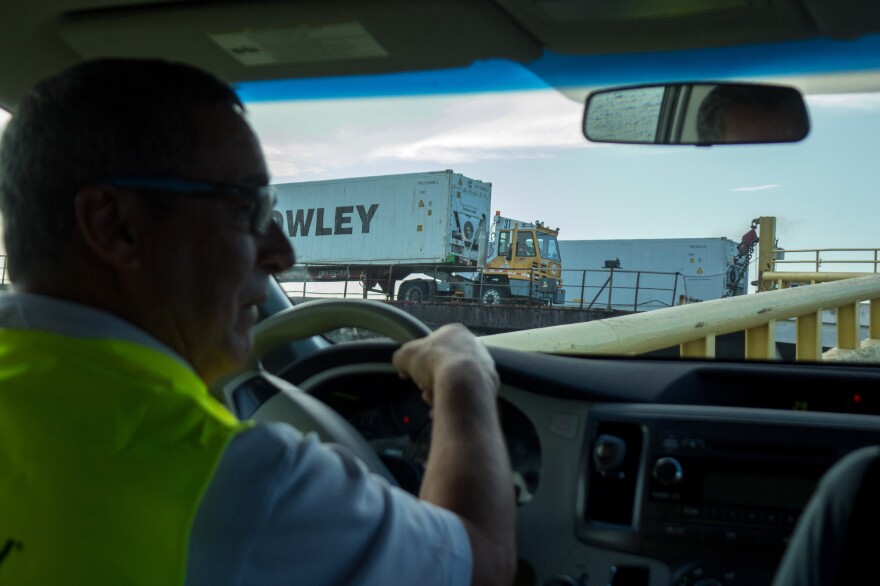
[583,83,810,146]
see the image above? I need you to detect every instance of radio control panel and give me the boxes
[578,406,880,585]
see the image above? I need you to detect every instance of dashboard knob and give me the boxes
[653,456,683,486]
[593,434,627,473]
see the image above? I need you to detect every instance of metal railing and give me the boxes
[277,262,723,309]
[559,268,734,312]
[280,263,561,303]
[482,274,880,362]
[563,267,681,311]
[771,247,880,275]
[484,239,880,363]
[279,242,880,363]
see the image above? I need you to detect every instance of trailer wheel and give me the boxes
[481,286,508,305]
[399,280,430,301]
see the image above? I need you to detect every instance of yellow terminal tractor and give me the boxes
[481,213,565,305]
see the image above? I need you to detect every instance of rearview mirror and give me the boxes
[583,83,809,146]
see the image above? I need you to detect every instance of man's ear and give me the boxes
[74,185,144,270]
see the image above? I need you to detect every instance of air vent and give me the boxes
[586,421,643,526]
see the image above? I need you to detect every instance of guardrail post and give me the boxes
[607,267,614,310]
[757,216,777,291]
[796,312,823,361]
[633,271,641,312]
[671,273,680,307]
[837,302,861,349]
[579,270,586,310]
[871,299,880,340]
[680,335,716,358]
[746,321,776,359]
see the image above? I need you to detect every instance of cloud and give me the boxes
[730,184,781,192]
[369,92,589,163]
[248,90,591,180]
[806,93,880,112]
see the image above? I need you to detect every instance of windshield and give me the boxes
[0,108,8,283]
[240,37,880,359]
[245,83,878,250]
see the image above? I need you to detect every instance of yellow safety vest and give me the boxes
[0,328,248,585]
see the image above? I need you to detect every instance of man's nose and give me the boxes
[258,221,295,273]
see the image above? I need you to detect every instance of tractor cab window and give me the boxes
[516,234,536,257]
[497,231,511,258]
[538,234,561,262]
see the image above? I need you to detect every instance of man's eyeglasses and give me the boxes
[99,176,277,235]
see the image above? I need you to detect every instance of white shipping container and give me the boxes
[272,170,491,266]
[559,238,746,311]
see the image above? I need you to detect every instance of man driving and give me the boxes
[0,59,515,585]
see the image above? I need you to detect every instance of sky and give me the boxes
[243,86,880,266]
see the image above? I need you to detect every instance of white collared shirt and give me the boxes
[0,292,472,585]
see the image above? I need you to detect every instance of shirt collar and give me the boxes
[0,292,195,373]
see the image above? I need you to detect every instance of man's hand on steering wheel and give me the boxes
[392,323,501,413]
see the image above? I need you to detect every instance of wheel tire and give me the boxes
[399,280,430,301]
[481,286,507,305]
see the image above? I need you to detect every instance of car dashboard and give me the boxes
[264,341,880,586]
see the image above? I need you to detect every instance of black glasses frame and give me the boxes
[99,176,277,235]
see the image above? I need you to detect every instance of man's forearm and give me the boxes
[392,325,517,585]
[419,369,517,586]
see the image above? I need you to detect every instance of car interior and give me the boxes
[3,1,880,585]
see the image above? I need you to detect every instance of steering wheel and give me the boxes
[211,298,432,486]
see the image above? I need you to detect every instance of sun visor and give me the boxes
[58,0,540,84]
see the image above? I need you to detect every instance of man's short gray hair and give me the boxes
[0,58,243,280]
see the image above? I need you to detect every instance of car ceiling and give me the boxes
[2,0,880,112]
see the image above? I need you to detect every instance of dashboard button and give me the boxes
[662,523,689,537]
[745,509,765,524]
[682,505,702,518]
[683,438,706,450]
[549,414,579,438]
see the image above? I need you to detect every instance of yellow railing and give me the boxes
[483,218,880,362]
[481,274,880,362]
[771,247,880,275]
